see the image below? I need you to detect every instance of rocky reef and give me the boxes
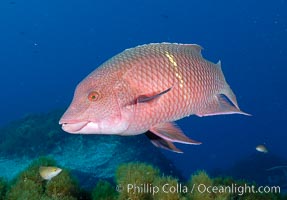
[0,111,286,199]
[0,109,180,188]
[0,158,285,200]
[211,153,287,191]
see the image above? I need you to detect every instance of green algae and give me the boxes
[5,157,79,200]
[0,178,7,200]
[0,159,285,200]
[92,180,117,200]
[115,162,160,200]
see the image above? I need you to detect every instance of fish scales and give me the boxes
[113,43,227,133]
[60,43,249,153]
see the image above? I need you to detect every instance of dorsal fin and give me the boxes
[216,60,222,69]
[182,44,203,56]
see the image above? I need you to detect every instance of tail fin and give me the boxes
[216,60,250,116]
[196,86,250,117]
[219,89,250,116]
[195,60,250,117]
[219,81,250,116]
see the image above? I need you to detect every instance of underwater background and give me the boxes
[0,0,287,199]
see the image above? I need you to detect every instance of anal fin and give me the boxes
[145,131,183,153]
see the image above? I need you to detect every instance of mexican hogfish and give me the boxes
[59,43,249,153]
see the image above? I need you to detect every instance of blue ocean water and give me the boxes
[0,0,286,180]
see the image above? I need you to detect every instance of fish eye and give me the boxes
[54,169,57,172]
[88,91,100,101]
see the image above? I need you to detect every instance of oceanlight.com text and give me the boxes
[196,183,280,196]
[116,183,280,196]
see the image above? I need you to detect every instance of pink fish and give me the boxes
[59,43,249,153]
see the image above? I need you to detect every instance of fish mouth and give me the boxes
[60,121,89,133]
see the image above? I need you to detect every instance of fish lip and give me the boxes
[61,121,89,133]
[59,118,82,125]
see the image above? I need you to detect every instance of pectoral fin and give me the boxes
[137,87,172,103]
[125,87,173,107]
[149,122,201,145]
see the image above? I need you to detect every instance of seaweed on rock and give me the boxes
[115,162,160,200]
[1,160,286,200]
[92,180,117,200]
[6,157,80,200]
[0,178,7,200]
[152,175,182,200]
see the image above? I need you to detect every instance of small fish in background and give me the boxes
[256,144,268,153]
[39,166,62,180]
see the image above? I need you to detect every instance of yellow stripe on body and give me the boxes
[165,51,187,99]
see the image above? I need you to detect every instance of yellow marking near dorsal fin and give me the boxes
[165,52,178,67]
[165,51,186,89]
